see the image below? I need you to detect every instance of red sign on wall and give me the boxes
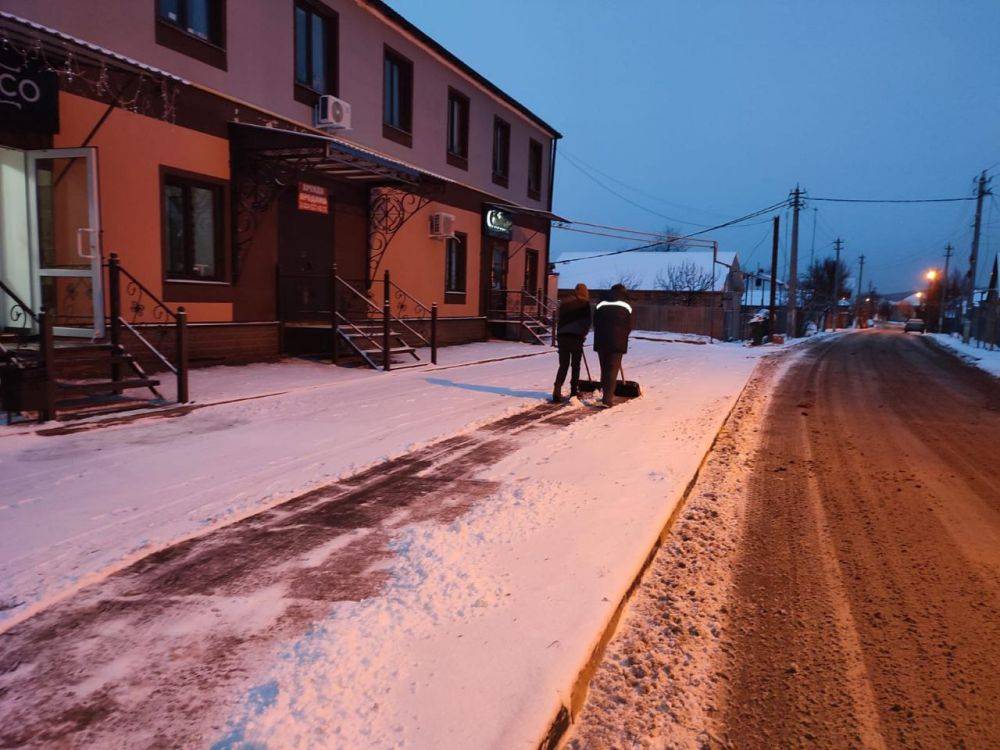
[298,183,329,214]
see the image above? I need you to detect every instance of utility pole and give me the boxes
[939,243,953,333]
[787,185,803,337]
[855,253,865,327]
[769,215,780,333]
[809,207,818,266]
[831,237,843,331]
[964,170,992,342]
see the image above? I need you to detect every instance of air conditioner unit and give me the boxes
[315,95,352,131]
[429,212,456,240]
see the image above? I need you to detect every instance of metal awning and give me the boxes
[229,122,431,186]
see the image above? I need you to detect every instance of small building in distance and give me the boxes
[555,250,744,340]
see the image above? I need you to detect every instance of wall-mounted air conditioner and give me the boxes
[429,212,456,240]
[315,95,352,131]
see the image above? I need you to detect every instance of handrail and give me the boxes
[112,262,178,322]
[0,277,38,326]
[334,273,430,349]
[106,253,188,403]
[117,316,177,374]
[370,278,433,317]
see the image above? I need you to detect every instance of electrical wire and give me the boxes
[558,147,727,220]
[558,151,711,228]
[809,196,976,204]
[552,198,791,265]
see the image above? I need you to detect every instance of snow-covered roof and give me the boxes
[554,250,737,292]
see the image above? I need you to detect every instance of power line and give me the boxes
[557,151,710,228]
[552,198,791,265]
[809,195,976,204]
[558,147,727,220]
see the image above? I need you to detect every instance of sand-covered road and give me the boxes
[569,330,1000,748]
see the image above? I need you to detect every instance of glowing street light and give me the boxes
[925,269,939,282]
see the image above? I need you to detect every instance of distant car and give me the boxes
[904,318,926,333]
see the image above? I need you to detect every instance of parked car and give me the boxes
[904,318,926,333]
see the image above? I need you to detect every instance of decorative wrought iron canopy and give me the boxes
[230,123,439,278]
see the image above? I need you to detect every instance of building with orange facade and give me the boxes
[0,1,561,381]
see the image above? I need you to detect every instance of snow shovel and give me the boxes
[576,351,600,393]
[615,364,642,399]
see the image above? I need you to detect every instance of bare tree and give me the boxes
[654,260,714,305]
[651,225,685,252]
[602,271,642,290]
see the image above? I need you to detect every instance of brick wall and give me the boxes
[123,322,281,374]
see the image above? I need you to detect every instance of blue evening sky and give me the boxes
[390,0,1000,294]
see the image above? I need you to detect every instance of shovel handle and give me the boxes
[582,350,594,380]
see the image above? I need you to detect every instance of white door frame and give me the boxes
[26,147,104,338]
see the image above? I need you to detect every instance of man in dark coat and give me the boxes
[552,283,592,402]
[593,283,633,407]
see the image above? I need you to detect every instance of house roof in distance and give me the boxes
[554,250,738,292]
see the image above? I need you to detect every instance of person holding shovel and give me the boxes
[593,284,633,407]
[552,283,592,402]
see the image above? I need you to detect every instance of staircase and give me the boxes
[1,255,188,423]
[487,289,557,345]
[278,266,438,371]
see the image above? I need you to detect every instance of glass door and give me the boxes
[26,148,104,337]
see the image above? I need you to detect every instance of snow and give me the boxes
[1,335,774,748]
[555,250,737,291]
[928,332,1000,377]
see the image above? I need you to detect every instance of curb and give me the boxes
[536,361,763,750]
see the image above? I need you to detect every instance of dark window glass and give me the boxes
[524,249,539,293]
[492,117,510,181]
[491,243,507,290]
[445,234,467,293]
[447,90,469,158]
[164,175,224,280]
[294,3,334,94]
[528,139,543,198]
[383,49,413,133]
[158,0,222,45]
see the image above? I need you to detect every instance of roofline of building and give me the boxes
[363,0,562,139]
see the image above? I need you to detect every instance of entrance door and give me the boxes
[26,148,104,337]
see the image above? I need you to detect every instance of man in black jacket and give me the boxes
[593,284,633,407]
[552,283,592,402]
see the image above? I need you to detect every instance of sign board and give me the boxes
[297,182,329,214]
[483,206,513,240]
[0,48,59,134]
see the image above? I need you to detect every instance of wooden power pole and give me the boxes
[787,186,803,337]
[855,253,865,326]
[831,237,843,331]
[939,243,953,333]
[769,215,780,332]
[964,170,992,341]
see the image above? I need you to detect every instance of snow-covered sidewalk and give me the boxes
[1,335,773,748]
[927,332,1000,377]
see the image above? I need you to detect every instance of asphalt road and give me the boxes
[569,329,1000,749]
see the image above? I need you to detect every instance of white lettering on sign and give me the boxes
[0,64,42,110]
[298,182,329,214]
[485,208,513,235]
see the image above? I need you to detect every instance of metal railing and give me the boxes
[106,253,188,402]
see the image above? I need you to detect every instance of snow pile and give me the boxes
[928,333,1000,377]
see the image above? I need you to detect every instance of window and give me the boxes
[492,117,510,187]
[163,174,225,281]
[524,249,539,294]
[445,233,467,299]
[527,139,543,200]
[156,0,226,68]
[383,47,413,145]
[446,88,469,169]
[294,2,337,100]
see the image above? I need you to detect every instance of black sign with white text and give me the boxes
[483,206,514,240]
[0,48,59,134]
